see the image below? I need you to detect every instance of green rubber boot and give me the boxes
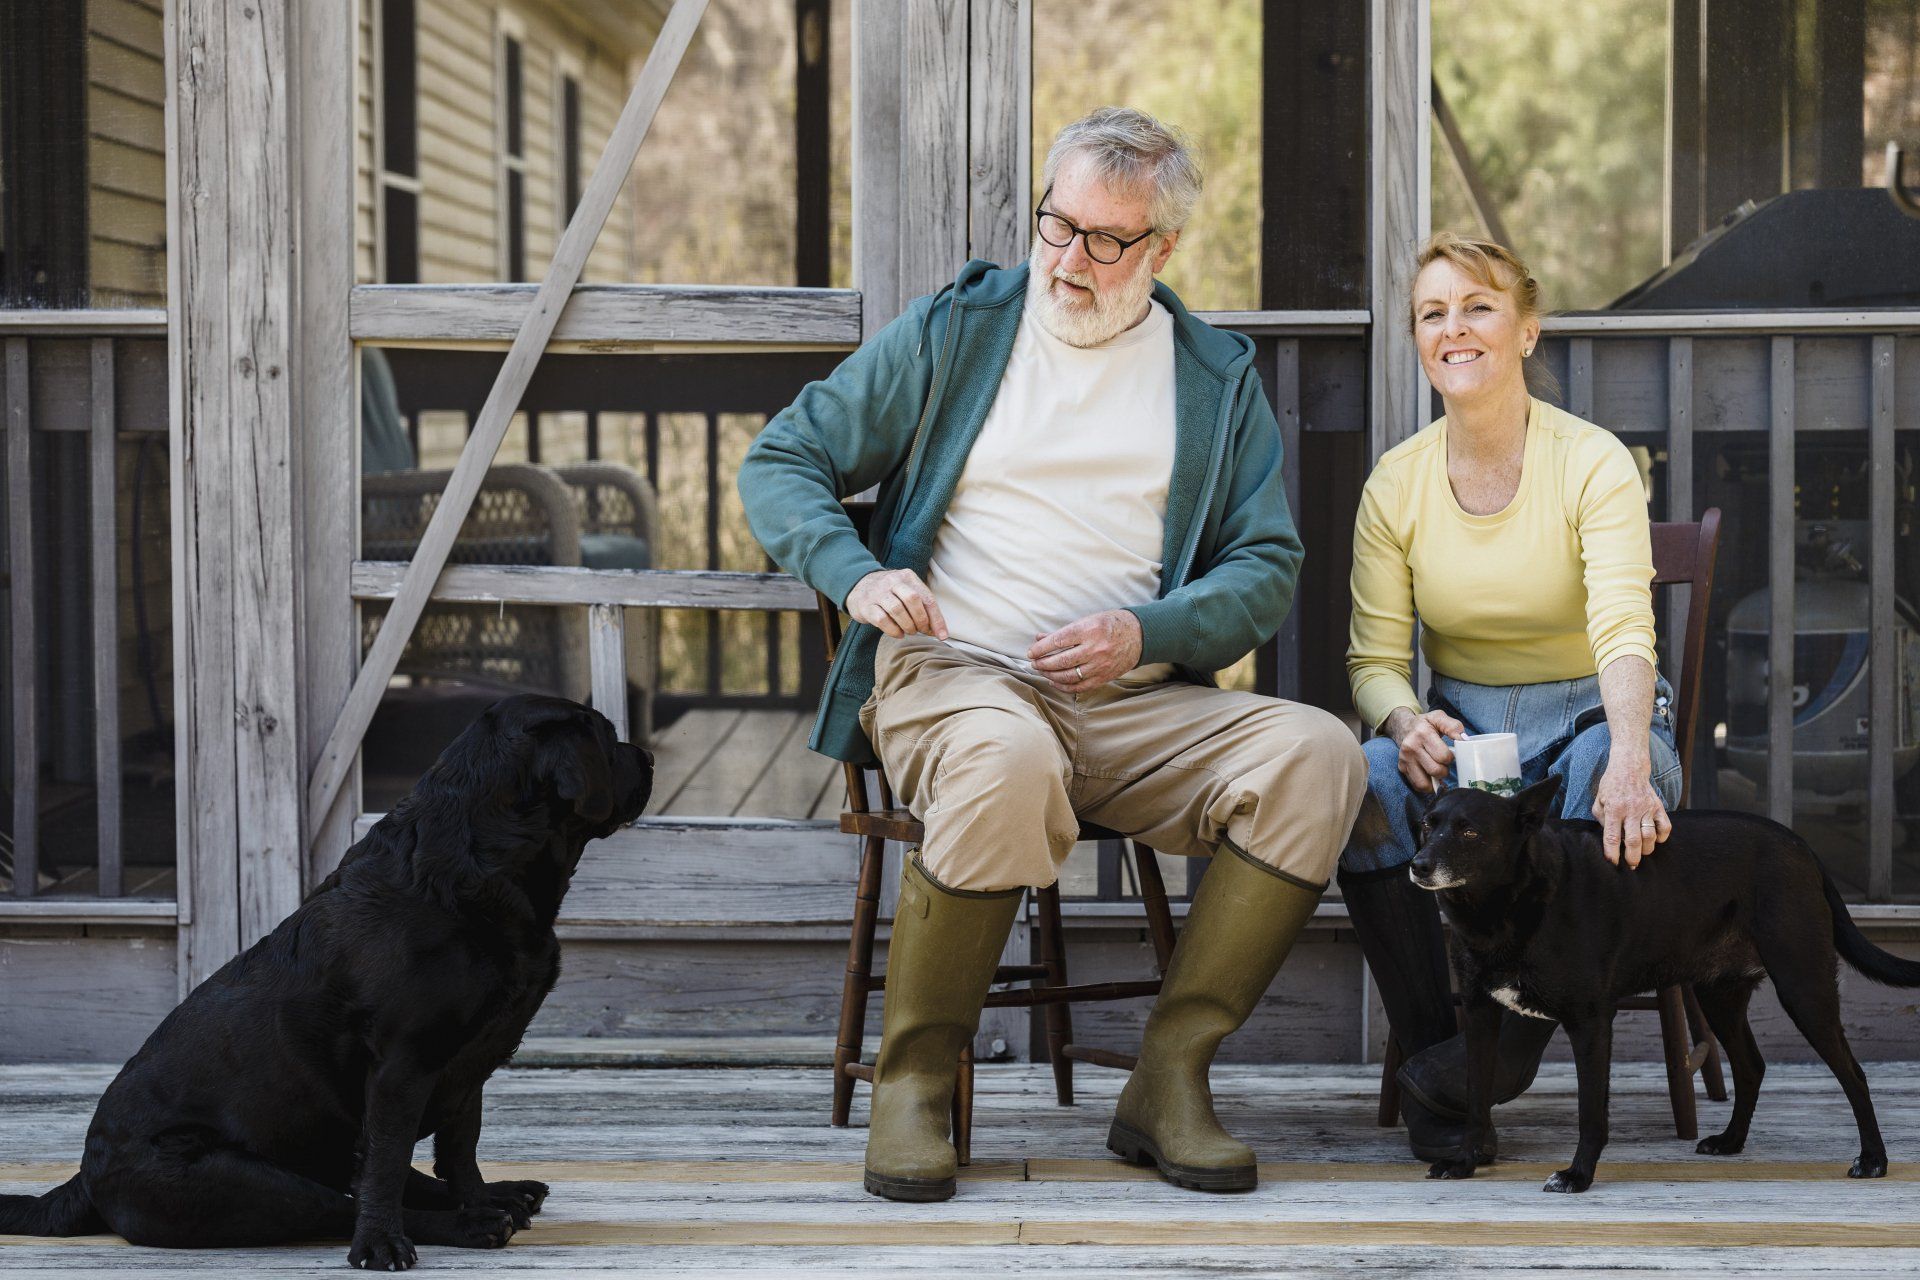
[863,856,1022,1202]
[1107,842,1322,1192]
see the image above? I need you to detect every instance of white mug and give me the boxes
[1452,731,1522,797]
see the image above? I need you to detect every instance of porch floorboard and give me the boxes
[649,708,841,820]
[4,1061,1919,1274]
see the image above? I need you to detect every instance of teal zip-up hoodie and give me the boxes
[737,260,1302,763]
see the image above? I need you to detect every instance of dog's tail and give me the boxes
[0,1174,103,1237]
[1823,865,1920,987]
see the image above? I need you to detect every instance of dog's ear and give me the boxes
[1512,775,1562,838]
[532,717,615,825]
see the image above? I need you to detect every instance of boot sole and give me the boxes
[1106,1118,1256,1193]
[863,1169,956,1202]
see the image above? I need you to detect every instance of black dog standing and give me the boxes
[1414,775,1920,1193]
[0,696,652,1270]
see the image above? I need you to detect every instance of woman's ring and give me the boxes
[1640,818,1656,828]
[1076,665,1085,681]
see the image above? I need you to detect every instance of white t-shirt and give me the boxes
[925,296,1177,673]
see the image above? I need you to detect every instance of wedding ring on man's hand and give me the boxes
[1640,818,1656,828]
[1076,665,1085,681]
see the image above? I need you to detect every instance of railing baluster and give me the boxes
[1767,337,1795,828]
[588,602,630,743]
[1869,336,1895,902]
[705,411,721,700]
[6,338,38,897]
[1568,336,1594,418]
[1095,840,1121,901]
[91,339,123,897]
[1273,337,1303,702]
[1665,337,1694,758]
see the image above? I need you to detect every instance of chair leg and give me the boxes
[953,1044,974,1167]
[1655,984,1699,1141]
[832,834,886,1127]
[1133,842,1178,976]
[1035,883,1074,1107]
[1378,1033,1404,1127]
[1682,984,1728,1102]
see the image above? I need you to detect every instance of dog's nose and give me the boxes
[1410,853,1433,879]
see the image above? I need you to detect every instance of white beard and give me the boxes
[1025,238,1158,348]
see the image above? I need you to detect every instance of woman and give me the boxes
[1339,232,1683,1160]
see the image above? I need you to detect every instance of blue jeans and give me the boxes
[1340,672,1684,874]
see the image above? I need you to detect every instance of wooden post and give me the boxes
[1368,0,1430,458]
[5,339,36,896]
[90,339,123,897]
[968,0,1031,268]
[589,604,631,743]
[852,0,904,333]
[295,0,362,886]
[169,0,325,983]
[899,0,968,301]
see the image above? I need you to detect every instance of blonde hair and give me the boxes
[1410,230,1558,399]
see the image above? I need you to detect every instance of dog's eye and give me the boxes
[1460,826,1479,841]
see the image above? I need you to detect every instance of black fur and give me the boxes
[0,695,651,1269]
[1413,776,1920,1193]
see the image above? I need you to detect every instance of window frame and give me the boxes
[494,11,530,282]
[371,0,422,284]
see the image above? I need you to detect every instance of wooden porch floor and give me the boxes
[648,708,843,820]
[4,1061,1919,1275]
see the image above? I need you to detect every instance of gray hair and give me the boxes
[1041,107,1203,233]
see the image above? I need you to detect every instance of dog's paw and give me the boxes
[1696,1132,1745,1156]
[347,1228,418,1271]
[485,1178,549,1217]
[447,1207,519,1250]
[1543,1167,1593,1194]
[1426,1157,1477,1181]
[1849,1152,1889,1179]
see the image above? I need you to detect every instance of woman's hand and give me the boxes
[1591,755,1671,868]
[1383,707,1466,793]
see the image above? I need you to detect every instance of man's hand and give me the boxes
[1028,610,1143,692]
[847,569,948,640]
[1383,706,1465,794]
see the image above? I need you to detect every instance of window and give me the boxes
[556,66,582,225]
[376,0,421,284]
[497,21,528,282]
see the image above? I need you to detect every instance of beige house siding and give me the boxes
[357,0,658,286]
[87,0,167,307]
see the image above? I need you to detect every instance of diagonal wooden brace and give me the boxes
[304,0,710,846]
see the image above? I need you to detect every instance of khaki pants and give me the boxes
[860,634,1368,893]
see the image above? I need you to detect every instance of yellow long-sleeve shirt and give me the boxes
[1346,398,1657,732]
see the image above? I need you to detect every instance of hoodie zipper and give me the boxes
[1168,380,1237,588]
[894,289,964,533]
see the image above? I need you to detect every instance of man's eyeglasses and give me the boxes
[1034,186,1155,265]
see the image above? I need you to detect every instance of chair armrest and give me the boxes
[361,462,583,567]
[551,460,657,547]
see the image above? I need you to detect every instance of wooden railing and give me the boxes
[1,311,171,911]
[1538,312,1920,901]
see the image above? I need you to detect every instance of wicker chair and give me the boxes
[359,339,660,742]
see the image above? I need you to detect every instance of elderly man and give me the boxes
[739,107,1366,1202]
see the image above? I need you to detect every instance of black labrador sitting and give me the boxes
[0,695,651,1269]
[1415,776,1920,1194]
